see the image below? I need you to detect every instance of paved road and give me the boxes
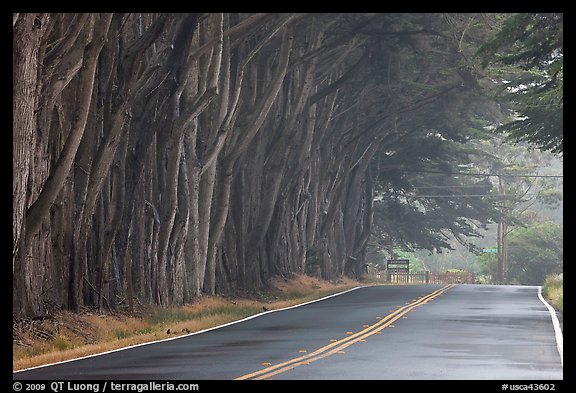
[14,284,562,380]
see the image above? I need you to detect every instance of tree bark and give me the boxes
[13,13,48,269]
[206,28,293,292]
[25,14,112,251]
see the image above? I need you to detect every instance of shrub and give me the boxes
[543,273,563,313]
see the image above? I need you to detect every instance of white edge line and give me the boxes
[14,285,367,374]
[538,286,563,367]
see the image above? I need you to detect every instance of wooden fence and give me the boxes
[368,271,475,284]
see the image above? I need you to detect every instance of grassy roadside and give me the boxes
[542,273,563,314]
[13,274,363,372]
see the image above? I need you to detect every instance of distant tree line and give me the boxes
[13,13,561,318]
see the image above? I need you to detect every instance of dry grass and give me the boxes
[13,274,363,372]
[543,273,563,314]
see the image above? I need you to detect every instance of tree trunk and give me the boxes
[25,14,112,251]
[206,29,293,292]
[13,14,50,317]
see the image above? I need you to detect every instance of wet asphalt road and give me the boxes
[13,284,562,380]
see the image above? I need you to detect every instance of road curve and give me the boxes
[14,284,562,380]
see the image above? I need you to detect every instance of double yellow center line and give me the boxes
[236,284,455,380]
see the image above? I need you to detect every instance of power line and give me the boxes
[407,194,513,198]
[415,185,491,189]
[401,170,563,178]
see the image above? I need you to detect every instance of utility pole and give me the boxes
[497,175,508,284]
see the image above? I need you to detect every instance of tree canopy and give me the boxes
[13,13,562,318]
[478,13,563,155]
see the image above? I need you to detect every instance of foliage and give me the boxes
[304,248,321,276]
[477,252,498,284]
[476,220,563,285]
[13,12,562,318]
[506,220,562,285]
[478,13,563,155]
[53,337,72,351]
[417,245,485,274]
[543,273,563,313]
[537,188,563,209]
[371,132,501,254]
[446,268,466,273]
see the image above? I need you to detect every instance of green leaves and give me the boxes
[506,221,563,285]
[477,13,563,155]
